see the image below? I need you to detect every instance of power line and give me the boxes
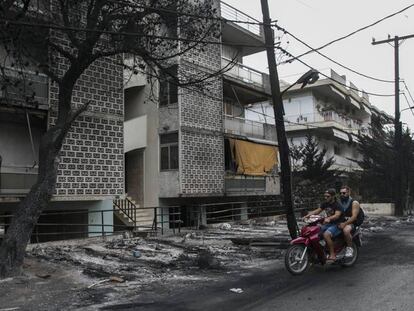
[282,3,414,64]
[402,92,414,118]
[278,47,396,97]
[274,23,395,83]
[402,80,414,108]
[401,80,414,118]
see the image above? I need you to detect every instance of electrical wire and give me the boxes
[274,23,395,83]
[402,80,414,109]
[278,47,396,97]
[402,92,414,118]
[281,3,414,64]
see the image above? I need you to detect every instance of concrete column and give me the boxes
[240,203,248,221]
[199,206,207,226]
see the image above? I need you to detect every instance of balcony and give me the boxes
[221,2,263,37]
[0,67,48,108]
[332,155,361,171]
[220,2,265,56]
[285,110,364,134]
[123,55,148,89]
[224,175,279,195]
[222,58,268,93]
[224,115,265,139]
[0,165,38,196]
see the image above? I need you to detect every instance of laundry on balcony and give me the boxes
[227,138,278,176]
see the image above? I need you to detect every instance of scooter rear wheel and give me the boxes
[285,244,309,275]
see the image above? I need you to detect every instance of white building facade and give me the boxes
[247,69,391,174]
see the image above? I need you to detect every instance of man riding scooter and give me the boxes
[337,186,364,258]
[303,188,344,263]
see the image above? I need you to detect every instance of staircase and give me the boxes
[113,196,155,232]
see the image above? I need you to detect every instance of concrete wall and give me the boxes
[124,115,147,152]
[159,171,180,198]
[124,81,160,207]
[265,175,280,195]
[361,203,395,216]
[50,50,125,198]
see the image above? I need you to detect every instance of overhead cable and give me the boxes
[278,47,396,97]
[274,23,394,83]
[281,3,414,64]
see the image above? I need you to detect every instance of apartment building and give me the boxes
[123,1,280,227]
[0,4,124,240]
[247,69,392,175]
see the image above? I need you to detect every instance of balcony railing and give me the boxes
[332,155,361,170]
[222,58,264,87]
[285,111,364,133]
[0,165,38,195]
[0,67,48,106]
[224,115,265,139]
[225,175,266,192]
[221,2,262,37]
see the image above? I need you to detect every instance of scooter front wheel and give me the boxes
[285,244,309,275]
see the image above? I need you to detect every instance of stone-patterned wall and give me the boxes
[179,13,224,195]
[50,56,124,198]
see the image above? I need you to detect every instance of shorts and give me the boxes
[320,224,342,238]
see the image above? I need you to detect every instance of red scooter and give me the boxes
[284,215,362,275]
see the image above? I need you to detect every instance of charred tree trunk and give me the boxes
[0,126,65,277]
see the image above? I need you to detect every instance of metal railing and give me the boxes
[222,57,264,87]
[332,155,361,170]
[221,2,262,37]
[284,111,363,132]
[0,208,155,243]
[113,197,137,228]
[0,201,316,243]
[224,114,265,138]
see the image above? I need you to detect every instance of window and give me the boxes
[159,66,178,107]
[160,132,179,170]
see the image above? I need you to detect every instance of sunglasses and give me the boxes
[340,192,348,195]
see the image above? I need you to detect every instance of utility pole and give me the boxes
[260,0,298,238]
[372,34,414,216]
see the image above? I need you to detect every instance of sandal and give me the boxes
[326,256,336,263]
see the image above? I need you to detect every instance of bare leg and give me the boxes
[343,225,353,247]
[323,231,335,258]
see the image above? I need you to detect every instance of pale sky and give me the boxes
[223,0,414,131]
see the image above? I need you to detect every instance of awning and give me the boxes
[229,138,278,176]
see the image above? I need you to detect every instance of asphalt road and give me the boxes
[103,221,414,311]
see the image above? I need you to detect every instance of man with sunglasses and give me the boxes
[338,186,363,258]
[303,188,344,262]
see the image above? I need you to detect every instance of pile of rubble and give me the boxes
[26,221,289,291]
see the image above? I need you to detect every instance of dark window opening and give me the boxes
[160,132,179,170]
[159,66,178,107]
[224,138,236,172]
